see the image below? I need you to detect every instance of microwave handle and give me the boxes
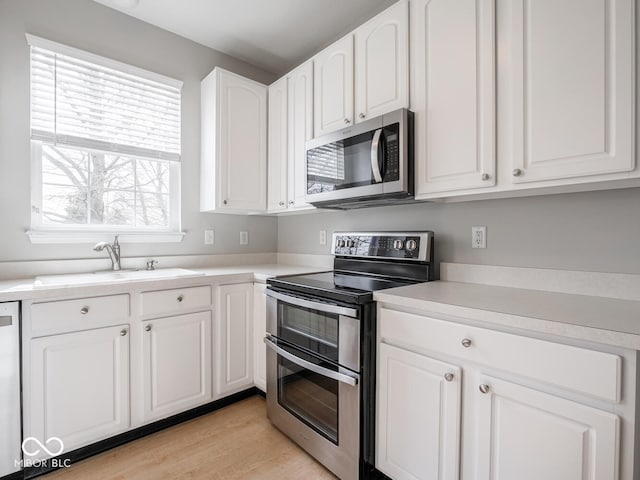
[264,335,359,386]
[370,128,384,183]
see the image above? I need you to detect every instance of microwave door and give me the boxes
[370,128,384,183]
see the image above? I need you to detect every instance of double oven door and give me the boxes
[264,288,361,480]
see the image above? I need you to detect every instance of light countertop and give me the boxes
[0,263,327,303]
[374,281,640,349]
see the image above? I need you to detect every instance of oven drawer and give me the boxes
[379,308,621,403]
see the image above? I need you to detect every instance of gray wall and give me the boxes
[278,188,640,275]
[0,0,278,263]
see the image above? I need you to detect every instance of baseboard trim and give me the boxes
[23,387,260,479]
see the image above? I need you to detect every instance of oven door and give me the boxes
[264,290,361,480]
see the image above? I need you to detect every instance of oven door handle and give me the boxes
[265,288,358,318]
[264,335,359,386]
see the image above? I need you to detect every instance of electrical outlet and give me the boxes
[472,226,487,249]
[240,231,249,245]
[319,230,327,245]
[204,229,214,245]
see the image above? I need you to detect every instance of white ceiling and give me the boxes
[94,0,398,75]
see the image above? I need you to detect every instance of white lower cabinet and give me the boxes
[473,375,619,480]
[377,343,461,480]
[215,283,254,397]
[27,325,130,456]
[252,283,267,392]
[377,307,626,480]
[141,311,212,422]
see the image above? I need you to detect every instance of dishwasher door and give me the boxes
[0,302,21,476]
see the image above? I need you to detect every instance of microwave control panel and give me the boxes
[383,125,399,182]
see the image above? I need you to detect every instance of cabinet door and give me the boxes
[142,311,212,422]
[508,0,634,183]
[27,325,130,456]
[473,375,619,480]
[413,0,496,195]
[313,35,354,137]
[252,283,267,392]
[377,343,461,480]
[267,77,289,212]
[355,0,409,123]
[216,283,253,397]
[287,60,314,209]
[217,69,267,210]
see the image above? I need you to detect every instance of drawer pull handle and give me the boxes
[80,306,89,315]
[461,338,472,348]
[177,295,184,303]
[479,384,490,394]
[120,329,127,336]
[145,325,152,332]
[481,173,490,181]
[512,168,523,177]
[444,373,454,382]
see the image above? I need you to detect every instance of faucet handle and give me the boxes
[146,260,158,271]
[113,234,120,246]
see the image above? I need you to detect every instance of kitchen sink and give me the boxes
[34,268,205,287]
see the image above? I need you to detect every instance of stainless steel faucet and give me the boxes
[93,235,121,271]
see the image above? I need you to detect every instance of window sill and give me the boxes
[26,230,186,244]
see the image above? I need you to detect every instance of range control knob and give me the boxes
[336,239,346,248]
[393,239,404,250]
[406,239,418,252]
[346,239,355,248]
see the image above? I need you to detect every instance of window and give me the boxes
[27,35,183,243]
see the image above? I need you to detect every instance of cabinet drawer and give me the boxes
[140,285,212,316]
[380,308,621,403]
[30,294,130,337]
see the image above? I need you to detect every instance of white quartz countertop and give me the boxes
[0,263,326,303]
[374,281,640,349]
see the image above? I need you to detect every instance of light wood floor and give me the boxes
[45,396,337,480]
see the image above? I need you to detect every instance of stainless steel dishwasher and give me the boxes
[0,302,21,476]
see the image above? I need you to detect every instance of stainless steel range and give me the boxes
[264,231,434,479]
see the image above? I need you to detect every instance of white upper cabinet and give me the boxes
[201,68,267,213]
[355,0,409,123]
[413,0,496,195]
[287,60,314,209]
[508,0,635,183]
[313,35,354,137]
[267,76,289,212]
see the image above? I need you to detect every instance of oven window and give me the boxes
[278,352,339,444]
[278,303,338,362]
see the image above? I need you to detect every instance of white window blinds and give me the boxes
[29,36,182,162]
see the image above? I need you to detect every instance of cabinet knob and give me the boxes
[359,113,365,119]
[481,173,490,181]
[461,338,472,348]
[145,325,152,332]
[344,118,350,125]
[177,295,184,303]
[279,201,284,206]
[512,168,523,177]
[444,372,454,382]
[80,306,89,315]
[479,384,490,394]
[120,329,128,336]
[288,201,294,205]
[223,199,228,205]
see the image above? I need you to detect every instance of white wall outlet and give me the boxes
[472,226,487,249]
[319,230,327,245]
[240,231,249,245]
[204,229,214,245]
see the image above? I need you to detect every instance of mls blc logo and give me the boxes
[18,437,70,469]
[22,436,65,457]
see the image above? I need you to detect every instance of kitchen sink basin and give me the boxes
[34,268,205,287]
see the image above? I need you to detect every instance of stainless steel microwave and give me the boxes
[305,108,414,209]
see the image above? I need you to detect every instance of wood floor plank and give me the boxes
[44,396,337,480]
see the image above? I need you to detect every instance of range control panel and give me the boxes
[332,232,433,262]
